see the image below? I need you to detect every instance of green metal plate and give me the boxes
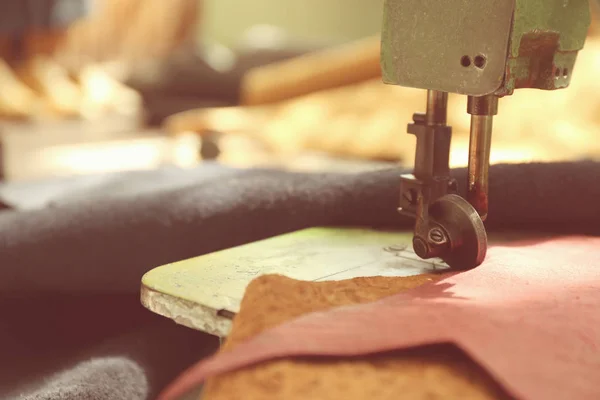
[141,227,447,337]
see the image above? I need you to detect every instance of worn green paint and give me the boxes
[501,0,590,95]
[510,0,590,56]
[141,227,434,316]
[142,227,428,336]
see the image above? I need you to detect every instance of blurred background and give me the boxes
[0,0,599,182]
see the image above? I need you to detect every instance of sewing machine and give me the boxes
[141,1,595,338]
[383,0,592,269]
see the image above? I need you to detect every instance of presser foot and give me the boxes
[401,192,487,270]
[400,89,488,270]
[427,194,487,269]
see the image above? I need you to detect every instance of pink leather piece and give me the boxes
[159,237,600,400]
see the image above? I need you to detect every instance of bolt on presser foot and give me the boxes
[399,90,496,270]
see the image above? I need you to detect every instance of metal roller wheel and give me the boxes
[429,194,487,270]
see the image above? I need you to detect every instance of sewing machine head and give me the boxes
[380,0,592,269]
[381,0,591,96]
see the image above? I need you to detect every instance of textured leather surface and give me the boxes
[160,237,600,400]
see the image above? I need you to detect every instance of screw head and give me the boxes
[428,227,447,245]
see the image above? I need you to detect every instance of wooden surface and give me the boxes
[141,228,448,338]
[240,35,381,105]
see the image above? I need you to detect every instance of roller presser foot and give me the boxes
[400,90,493,270]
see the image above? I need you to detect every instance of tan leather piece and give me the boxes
[202,274,510,400]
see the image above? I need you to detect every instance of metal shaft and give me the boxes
[466,95,498,221]
[426,90,448,125]
[414,90,449,180]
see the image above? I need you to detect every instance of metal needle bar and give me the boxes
[466,95,498,221]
